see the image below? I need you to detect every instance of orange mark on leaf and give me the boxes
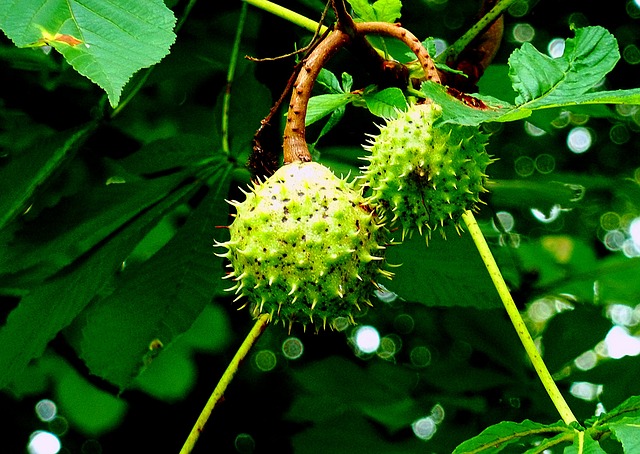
[39,29,83,47]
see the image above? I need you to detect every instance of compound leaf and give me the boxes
[0,177,199,390]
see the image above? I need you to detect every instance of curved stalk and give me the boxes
[461,210,578,426]
[179,314,270,454]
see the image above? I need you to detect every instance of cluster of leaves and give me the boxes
[1,0,640,452]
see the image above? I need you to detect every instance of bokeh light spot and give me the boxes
[378,335,401,360]
[609,123,630,145]
[430,403,445,424]
[28,431,61,454]
[512,23,535,43]
[508,0,529,17]
[623,44,640,64]
[629,217,640,248]
[600,212,621,231]
[548,38,565,58]
[254,350,277,371]
[35,399,57,422]
[531,205,562,223]
[375,284,399,303]
[605,326,640,359]
[524,121,546,136]
[514,156,535,177]
[492,211,514,232]
[535,154,555,174]
[607,304,634,326]
[354,326,380,354]
[551,111,571,129]
[574,350,598,371]
[570,382,602,401]
[603,230,625,251]
[394,313,415,334]
[567,127,592,153]
[412,416,437,440]
[410,346,432,367]
[282,337,304,360]
[234,433,256,454]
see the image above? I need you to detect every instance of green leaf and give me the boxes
[420,81,528,126]
[542,305,612,374]
[313,105,346,146]
[609,417,640,453]
[589,395,640,427]
[0,176,199,390]
[419,27,639,127]
[116,134,220,176]
[54,357,128,436]
[563,432,606,454]
[76,162,232,389]
[0,0,177,107]
[306,93,355,126]
[385,228,501,309]
[421,80,640,127]
[509,26,619,107]
[288,356,423,431]
[0,172,191,280]
[346,0,401,22]
[0,123,95,231]
[453,419,570,453]
[341,72,353,92]
[363,87,407,118]
[346,0,376,21]
[371,0,402,23]
[316,68,343,94]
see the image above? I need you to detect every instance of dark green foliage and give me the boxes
[1,0,640,453]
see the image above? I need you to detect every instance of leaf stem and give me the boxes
[438,0,515,64]
[243,0,329,35]
[222,2,249,154]
[179,314,270,454]
[461,210,578,426]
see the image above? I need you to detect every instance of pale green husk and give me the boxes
[217,162,391,330]
[359,103,493,238]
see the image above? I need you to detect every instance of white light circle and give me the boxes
[354,326,380,354]
[567,127,592,153]
[28,431,61,454]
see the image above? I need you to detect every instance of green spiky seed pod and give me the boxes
[216,162,391,331]
[359,102,493,238]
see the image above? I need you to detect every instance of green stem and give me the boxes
[437,0,516,64]
[243,0,328,34]
[461,210,578,426]
[179,314,270,454]
[222,2,249,154]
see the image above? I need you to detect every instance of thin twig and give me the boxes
[222,2,249,154]
[179,314,270,454]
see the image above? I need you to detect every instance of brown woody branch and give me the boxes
[283,21,441,164]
